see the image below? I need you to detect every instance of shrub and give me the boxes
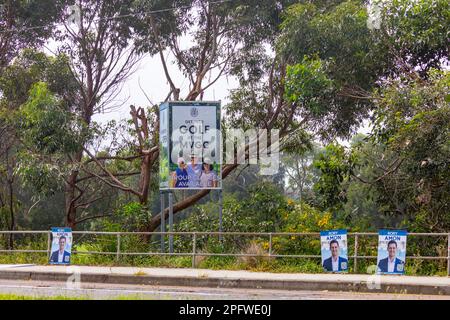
[237,240,272,269]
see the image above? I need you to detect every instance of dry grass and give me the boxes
[237,240,273,269]
[193,250,208,267]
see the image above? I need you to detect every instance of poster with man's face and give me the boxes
[377,230,407,275]
[49,228,72,265]
[320,229,348,272]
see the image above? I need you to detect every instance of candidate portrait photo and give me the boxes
[377,239,405,274]
[376,230,407,274]
[320,230,348,273]
[49,228,72,265]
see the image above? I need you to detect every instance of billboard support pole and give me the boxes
[447,233,450,276]
[160,191,165,253]
[354,234,358,273]
[169,191,174,254]
[219,189,223,242]
[47,231,51,261]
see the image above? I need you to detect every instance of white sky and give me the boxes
[91,51,240,124]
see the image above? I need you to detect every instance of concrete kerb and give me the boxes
[0,267,448,296]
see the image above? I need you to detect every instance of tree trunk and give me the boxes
[145,164,239,232]
[138,154,151,206]
[146,188,212,232]
[65,174,78,229]
[65,151,83,229]
[5,147,15,249]
[8,178,14,250]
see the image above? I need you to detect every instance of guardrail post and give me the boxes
[354,234,358,273]
[47,231,51,261]
[219,190,223,242]
[160,191,165,253]
[269,233,273,256]
[168,192,174,254]
[447,233,450,277]
[192,233,197,268]
[116,234,121,263]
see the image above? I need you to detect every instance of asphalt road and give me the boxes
[0,279,448,300]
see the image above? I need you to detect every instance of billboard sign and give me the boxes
[159,101,221,190]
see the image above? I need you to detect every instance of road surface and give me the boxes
[0,279,448,300]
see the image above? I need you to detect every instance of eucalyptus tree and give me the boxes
[78,0,299,232]
[169,0,449,232]
[65,0,449,233]
[43,0,161,228]
[0,0,65,239]
[1,1,148,229]
[133,0,290,101]
[128,0,383,231]
[0,50,77,242]
[297,0,450,230]
[129,0,302,232]
[0,0,65,70]
[279,0,449,138]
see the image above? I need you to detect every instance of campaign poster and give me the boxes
[159,101,222,190]
[320,229,348,272]
[376,229,407,275]
[49,228,72,265]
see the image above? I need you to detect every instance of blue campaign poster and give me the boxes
[49,228,73,265]
[377,229,407,275]
[320,229,348,272]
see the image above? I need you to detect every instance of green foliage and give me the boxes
[313,144,353,209]
[278,0,381,137]
[0,0,64,68]
[14,156,63,195]
[17,82,83,154]
[273,202,341,256]
[285,57,334,116]
[279,0,449,139]
[0,49,76,108]
[282,202,340,233]
[379,0,450,75]
[309,68,449,232]
[0,0,448,278]
[175,181,287,234]
[106,202,150,231]
[371,69,450,231]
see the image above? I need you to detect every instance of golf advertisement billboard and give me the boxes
[159,101,221,190]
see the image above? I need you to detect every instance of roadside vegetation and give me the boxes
[0,0,448,277]
[1,190,447,276]
[0,293,160,300]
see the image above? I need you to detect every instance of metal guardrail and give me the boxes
[0,231,449,275]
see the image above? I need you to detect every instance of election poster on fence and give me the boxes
[159,101,221,190]
[320,229,348,272]
[49,228,72,265]
[376,229,407,275]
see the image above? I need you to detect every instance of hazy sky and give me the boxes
[91,51,240,124]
